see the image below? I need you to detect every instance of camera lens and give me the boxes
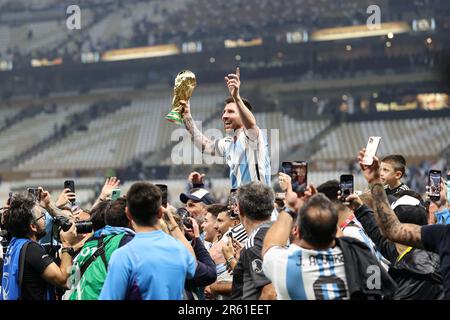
[76,221,93,234]
[182,217,192,229]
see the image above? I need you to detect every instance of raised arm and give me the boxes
[358,149,424,249]
[262,173,307,257]
[38,187,71,219]
[225,67,258,133]
[91,177,120,210]
[180,99,217,156]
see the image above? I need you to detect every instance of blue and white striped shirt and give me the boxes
[216,128,271,189]
[263,244,349,300]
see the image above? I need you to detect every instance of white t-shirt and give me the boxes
[263,244,349,300]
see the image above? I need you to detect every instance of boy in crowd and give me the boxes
[380,155,409,196]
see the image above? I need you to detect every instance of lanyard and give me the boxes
[397,246,413,262]
[339,214,355,230]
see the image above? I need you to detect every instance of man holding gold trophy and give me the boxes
[167,67,271,190]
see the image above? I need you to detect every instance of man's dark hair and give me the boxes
[206,204,228,218]
[5,194,36,238]
[316,180,340,203]
[225,96,253,112]
[105,197,129,228]
[237,182,274,221]
[381,154,407,178]
[126,182,162,227]
[298,194,338,247]
[90,200,109,231]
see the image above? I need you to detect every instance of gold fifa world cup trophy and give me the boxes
[165,70,196,125]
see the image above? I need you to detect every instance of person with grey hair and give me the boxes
[230,181,277,300]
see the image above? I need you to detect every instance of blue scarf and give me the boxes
[1,238,31,300]
[93,225,135,238]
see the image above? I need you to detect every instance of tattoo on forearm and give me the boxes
[183,116,215,155]
[370,183,423,248]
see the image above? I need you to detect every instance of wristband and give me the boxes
[282,207,298,220]
[61,247,76,257]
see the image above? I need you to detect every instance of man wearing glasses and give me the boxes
[0,194,88,300]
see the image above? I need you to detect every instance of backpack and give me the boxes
[67,234,125,300]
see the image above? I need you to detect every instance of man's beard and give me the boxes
[35,229,47,241]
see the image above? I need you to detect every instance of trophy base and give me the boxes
[165,111,184,125]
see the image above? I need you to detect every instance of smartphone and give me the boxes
[228,190,239,217]
[362,136,381,166]
[64,180,76,204]
[275,192,286,200]
[7,192,12,206]
[446,173,450,204]
[428,170,441,201]
[111,189,121,201]
[27,188,41,202]
[340,175,354,204]
[282,161,307,195]
[156,184,168,208]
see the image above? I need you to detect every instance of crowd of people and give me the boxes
[0,66,449,301]
[0,157,448,300]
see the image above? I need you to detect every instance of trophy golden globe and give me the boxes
[165,70,196,125]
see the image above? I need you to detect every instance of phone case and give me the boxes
[363,136,381,165]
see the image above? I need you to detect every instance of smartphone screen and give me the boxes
[64,180,75,204]
[228,190,239,217]
[363,136,381,165]
[27,188,42,202]
[340,175,354,203]
[111,189,121,201]
[429,170,441,200]
[156,184,168,208]
[282,161,307,195]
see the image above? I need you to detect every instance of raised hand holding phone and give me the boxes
[64,180,76,204]
[428,170,442,202]
[362,136,381,166]
[339,174,354,205]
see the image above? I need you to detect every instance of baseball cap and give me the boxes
[180,188,216,205]
[389,195,428,226]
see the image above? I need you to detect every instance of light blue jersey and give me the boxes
[216,128,271,189]
[263,244,349,300]
[99,230,196,300]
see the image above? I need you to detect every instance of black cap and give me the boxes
[389,195,428,226]
[180,188,216,205]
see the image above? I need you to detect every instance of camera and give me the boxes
[177,207,192,229]
[53,216,93,234]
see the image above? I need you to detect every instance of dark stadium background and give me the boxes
[0,0,448,207]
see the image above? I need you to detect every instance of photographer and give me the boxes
[64,197,135,300]
[1,194,89,300]
[33,187,75,246]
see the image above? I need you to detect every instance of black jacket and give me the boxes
[184,237,217,300]
[336,237,397,299]
[355,205,444,300]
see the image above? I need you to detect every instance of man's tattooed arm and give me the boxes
[370,182,424,249]
[183,115,216,155]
